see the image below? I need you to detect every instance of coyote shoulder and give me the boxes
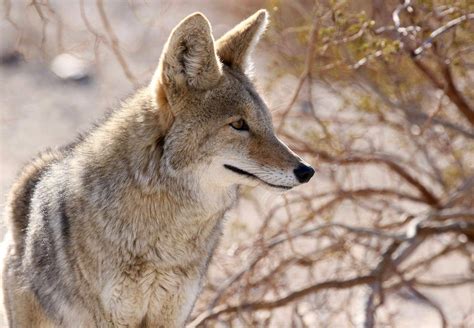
[2,9,314,327]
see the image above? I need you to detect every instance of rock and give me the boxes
[0,21,22,66]
[0,50,22,66]
[50,53,91,82]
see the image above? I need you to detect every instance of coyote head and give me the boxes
[148,10,314,191]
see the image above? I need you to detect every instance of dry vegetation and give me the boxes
[1,0,473,327]
[195,1,474,326]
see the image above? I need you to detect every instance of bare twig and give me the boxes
[413,13,474,57]
[188,275,376,327]
[4,0,19,30]
[277,12,318,132]
[403,282,448,328]
[96,0,137,85]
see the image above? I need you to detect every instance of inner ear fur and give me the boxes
[215,9,268,71]
[150,12,222,108]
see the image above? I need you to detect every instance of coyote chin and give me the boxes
[2,9,314,327]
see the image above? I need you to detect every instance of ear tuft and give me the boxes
[216,9,269,71]
[150,12,222,106]
[254,9,269,25]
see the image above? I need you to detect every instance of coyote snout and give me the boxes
[222,133,315,190]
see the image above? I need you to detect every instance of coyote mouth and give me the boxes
[223,164,292,190]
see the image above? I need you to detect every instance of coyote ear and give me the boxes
[151,13,222,105]
[215,9,268,72]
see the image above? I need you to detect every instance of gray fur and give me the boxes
[1,10,313,327]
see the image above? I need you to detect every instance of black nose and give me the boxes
[293,163,315,183]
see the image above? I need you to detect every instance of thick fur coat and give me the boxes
[1,10,314,327]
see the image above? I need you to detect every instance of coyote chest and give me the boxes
[101,260,201,327]
[99,210,225,326]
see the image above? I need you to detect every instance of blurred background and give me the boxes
[1,0,473,327]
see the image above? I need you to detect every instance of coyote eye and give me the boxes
[230,119,249,131]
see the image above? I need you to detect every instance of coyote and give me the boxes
[2,9,314,327]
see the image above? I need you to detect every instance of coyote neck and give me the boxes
[73,147,235,262]
[69,96,239,268]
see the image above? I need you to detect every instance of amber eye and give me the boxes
[230,119,249,131]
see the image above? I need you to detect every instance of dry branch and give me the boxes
[96,0,137,85]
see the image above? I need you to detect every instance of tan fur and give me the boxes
[4,150,65,254]
[2,10,314,327]
[216,9,268,71]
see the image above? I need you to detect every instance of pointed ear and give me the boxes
[215,9,268,72]
[150,13,222,105]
